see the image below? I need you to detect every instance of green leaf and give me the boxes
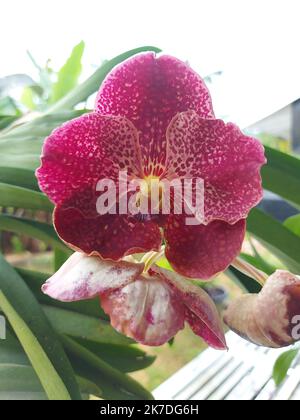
[0,116,19,130]
[54,248,70,271]
[48,46,161,113]
[0,332,100,399]
[0,254,81,400]
[273,349,299,386]
[0,110,85,143]
[0,47,161,173]
[0,155,41,171]
[0,330,29,365]
[0,97,20,116]
[21,87,36,110]
[0,111,87,171]
[72,361,135,400]
[0,364,101,401]
[0,167,39,191]
[50,41,85,103]
[240,253,275,276]
[0,183,53,211]
[62,335,153,400]
[227,267,262,294]
[0,363,100,400]
[76,375,102,400]
[0,215,69,253]
[43,305,132,346]
[247,208,300,273]
[26,51,53,95]
[73,338,155,373]
[0,364,47,397]
[284,214,300,237]
[262,146,300,208]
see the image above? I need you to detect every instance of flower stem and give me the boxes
[231,257,268,287]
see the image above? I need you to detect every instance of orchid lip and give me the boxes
[41,251,227,348]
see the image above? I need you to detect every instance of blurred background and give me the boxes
[2,0,300,128]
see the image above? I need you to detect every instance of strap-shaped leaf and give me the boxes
[48,46,161,113]
[284,214,300,237]
[0,154,40,171]
[247,208,300,272]
[0,167,39,191]
[262,146,300,208]
[0,183,53,211]
[62,335,153,400]
[0,364,47,398]
[0,111,86,171]
[0,215,68,252]
[0,254,81,400]
[0,111,85,142]
[50,41,85,104]
[73,338,155,373]
[227,267,262,294]
[0,331,100,400]
[0,330,29,365]
[0,363,101,400]
[0,116,19,130]
[43,305,133,346]
[54,248,70,271]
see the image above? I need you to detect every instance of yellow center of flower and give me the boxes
[136,176,164,213]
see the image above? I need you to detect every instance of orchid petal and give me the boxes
[224,270,300,348]
[165,111,266,224]
[100,275,185,346]
[164,216,246,279]
[153,266,227,350]
[42,252,144,302]
[37,112,142,205]
[223,295,278,347]
[54,207,162,260]
[256,270,300,346]
[96,53,214,176]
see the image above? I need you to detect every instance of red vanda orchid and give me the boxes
[37,53,266,347]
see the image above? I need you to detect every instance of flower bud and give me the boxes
[224,270,300,348]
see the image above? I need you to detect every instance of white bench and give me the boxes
[153,332,300,400]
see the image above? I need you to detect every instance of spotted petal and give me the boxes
[100,275,185,346]
[164,216,246,279]
[54,206,162,260]
[96,53,214,176]
[42,252,144,302]
[165,111,266,224]
[36,112,142,205]
[153,266,227,350]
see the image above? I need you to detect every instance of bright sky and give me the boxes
[2,0,300,127]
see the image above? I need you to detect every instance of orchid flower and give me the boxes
[224,270,300,348]
[37,52,266,347]
[37,53,265,280]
